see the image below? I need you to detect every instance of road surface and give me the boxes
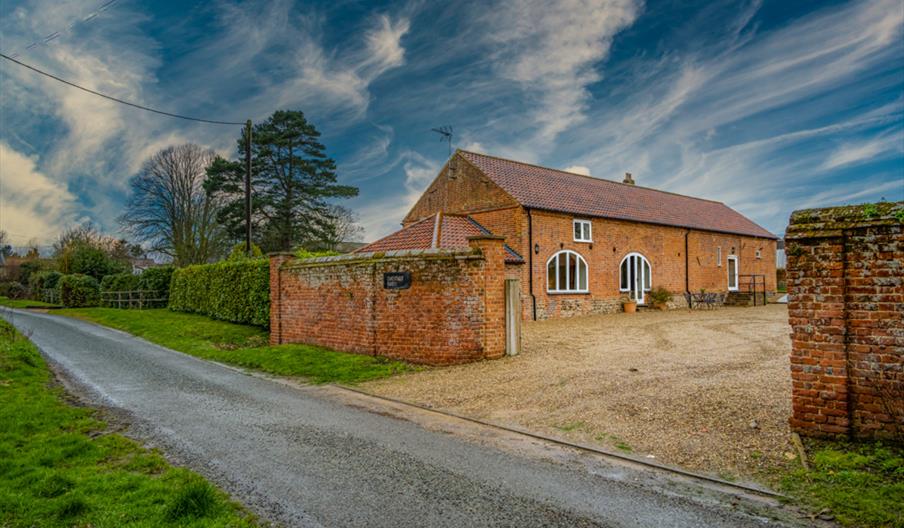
[1,309,810,527]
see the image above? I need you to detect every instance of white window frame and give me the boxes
[573,219,592,242]
[716,246,722,267]
[546,250,589,294]
[619,252,652,303]
[755,248,762,259]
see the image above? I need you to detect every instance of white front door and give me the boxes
[621,253,651,304]
[727,256,739,291]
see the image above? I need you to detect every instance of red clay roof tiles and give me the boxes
[458,151,776,239]
[356,213,524,263]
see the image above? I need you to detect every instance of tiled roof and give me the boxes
[458,151,777,239]
[356,213,524,263]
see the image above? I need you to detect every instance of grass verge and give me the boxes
[781,439,904,527]
[0,319,258,527]
[0,296,61,309]
[56,308,412,384]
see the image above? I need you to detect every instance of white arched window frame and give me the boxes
[619,253,652,302]
[546,250,589,293]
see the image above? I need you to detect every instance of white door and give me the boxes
[621,253,651,304]
[727,256,738,291]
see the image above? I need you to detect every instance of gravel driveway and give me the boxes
[364,304,793,481]
[0,308,808,528]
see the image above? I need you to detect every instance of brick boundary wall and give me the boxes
[786,202,903,440]
[269,236,507,365]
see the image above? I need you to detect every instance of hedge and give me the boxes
[100,272,140,292]
[0,281,27,300]
[59,274,100,307]
[168,259,269,327]
[28,270,63,293]
[137,266,174,293]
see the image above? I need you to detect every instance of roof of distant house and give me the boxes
[356,213,524,263]
[457,150,777,239]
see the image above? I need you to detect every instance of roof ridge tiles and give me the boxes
[456,149,726,205]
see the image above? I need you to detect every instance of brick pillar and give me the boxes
[268,252,295,346]
[469,235,506,359]
[786,201,904,439]
[786,233,851,436]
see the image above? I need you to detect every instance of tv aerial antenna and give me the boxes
[431,125,453,157]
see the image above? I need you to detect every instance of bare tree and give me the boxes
[119,144,225,266]
[315,205,363,251]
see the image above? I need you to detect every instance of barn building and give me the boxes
[357,150,778,319]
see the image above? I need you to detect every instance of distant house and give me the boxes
[129,258,157,274]
[357,150,778,320]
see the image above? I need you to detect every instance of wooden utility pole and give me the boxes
[244,119,252,256]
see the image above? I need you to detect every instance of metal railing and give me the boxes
[738,274,767,306]
[101,290,168,309]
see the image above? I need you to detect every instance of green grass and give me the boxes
[781,439,904,527]
[554,421,586,432]
[0,319,258,527]
[0,296,61,309]
[56,308,412,384]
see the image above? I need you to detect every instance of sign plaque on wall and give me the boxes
[383,271,411,290]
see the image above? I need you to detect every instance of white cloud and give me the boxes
[564,165,591,175]
[486,0,641,142]
[823,135,903,170]
[273,14,411,121]
[353,150,439,241]
[0,142,81,244]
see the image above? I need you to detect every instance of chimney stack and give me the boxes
[623,172,635,185]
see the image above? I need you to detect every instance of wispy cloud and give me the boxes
[485,0,640,143]
[823,133,903,170]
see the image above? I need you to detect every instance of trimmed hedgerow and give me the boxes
[58,274,100,307]
[138,266,175,293]
[28,270,63,294]
[100,272,140,292]
[168,259,269,327]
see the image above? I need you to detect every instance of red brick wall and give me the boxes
[269,237,508,365]
[522,211,777,318]
[786,203,903,439]
[404,156,519,225]
[399,151,777,319]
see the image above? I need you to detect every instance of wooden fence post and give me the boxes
[505,279,521,356]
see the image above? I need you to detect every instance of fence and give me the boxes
[41,288,60,305]
[738,274,767,306]
[101,290,168,309]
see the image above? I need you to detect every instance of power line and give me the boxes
[0,52,244,125]
[4,0,121,59]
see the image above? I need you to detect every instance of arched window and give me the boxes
[546,250,588,293]
[619,252,651,303]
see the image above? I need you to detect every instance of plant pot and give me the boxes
[653,302,668,311]
[622,301,637,313]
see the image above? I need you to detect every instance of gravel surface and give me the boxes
[364,305,794,481]
[1,308,809,528]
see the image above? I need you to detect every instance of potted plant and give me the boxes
[622,297,637,313]
[649,286,672,310]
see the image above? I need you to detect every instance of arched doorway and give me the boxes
[619,252,651,304]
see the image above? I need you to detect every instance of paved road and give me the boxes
[2,309,807,528]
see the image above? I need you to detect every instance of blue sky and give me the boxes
[1,0,902,249]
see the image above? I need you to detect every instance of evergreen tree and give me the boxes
[205,110,358,252]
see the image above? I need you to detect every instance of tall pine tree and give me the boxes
[205,110,358,252]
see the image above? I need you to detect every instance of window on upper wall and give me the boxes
[716,246,722,267]
[573,219,592,242]
[547,250,589,293]
[756,248,762,259]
